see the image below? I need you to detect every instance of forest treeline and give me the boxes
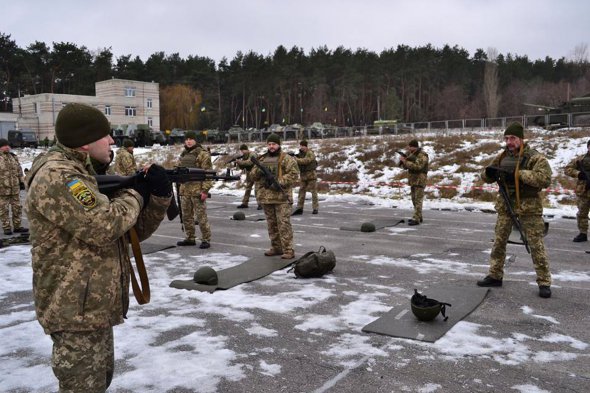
[1,32,589,130]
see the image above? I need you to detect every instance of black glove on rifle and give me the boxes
[131,176,151,205]
[578,171,587,180]
[485,166,515,183]
[145,164,172,197]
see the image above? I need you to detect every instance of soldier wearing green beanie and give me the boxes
[26,102,172,391]
[504,122,525,139]
[292,139,319,216]
[266,133,281,145]
[564,139,590,242]
[399,139,428,225]
[114,139,137,176]
[184,131,198,141]
[235,144,260,209]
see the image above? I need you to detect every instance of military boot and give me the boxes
[237,204,248,209]
[476,275,502,287]
[257,205,263,210]
[264,248,283,256]
[539,286,551,298]
[13,227,29,233]
[573,233,587,242]
[3,229,12,236]
[199,241,211,249]
[281,251,295,259]
[177,238,196,246]
[292,208,303,216]
[408,219,420,226]
[312,209,318,215]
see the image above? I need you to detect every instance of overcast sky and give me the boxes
[4,0,589,64]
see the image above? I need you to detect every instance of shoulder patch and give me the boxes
[66,179,97,209]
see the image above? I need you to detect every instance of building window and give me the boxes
[147,98,153,109]
[125,87,136,97]
[104,105,111,116]
[125,106,136,117]
[34,102,40,114]
[147,117,153,127]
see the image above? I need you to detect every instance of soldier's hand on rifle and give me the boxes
[578,171,587,180]
[145,164,172,197]
[486,166,514,183]
[131,177,151,205]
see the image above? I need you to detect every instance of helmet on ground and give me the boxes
[410,289,451,322]
[233,211,246,220]
[193,266,218,285]
[360,222,376,232]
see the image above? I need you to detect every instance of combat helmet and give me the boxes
[410,289,451,322]
[193,266,218,285]
[360,222,376,232]
[233,211,246,221]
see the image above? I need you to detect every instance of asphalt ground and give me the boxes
[141,194,589,392]
[3,192,589,392]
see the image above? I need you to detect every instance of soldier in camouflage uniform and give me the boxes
[251,133,300,259]
[177,131,214,248]
[235,144,260,209]
[564,139,590,242]
[399,139,429,225]
[477,122,553,299]
[0,138,27,235]
[292,140,319,215]
[26,103,171,392]
[114,138,138,176]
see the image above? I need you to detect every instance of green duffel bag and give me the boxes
[288,246,336,278]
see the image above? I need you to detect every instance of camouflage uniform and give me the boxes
[251,150,299,255]
[26,143,170,392]
[295,149,319,211]
[236,151,257,206]
[401,148,429,222]
[0,149,25,232]
[481,143,552,286]
[178,144,213,242]
[114,147,137,176]
[564,153,590,235]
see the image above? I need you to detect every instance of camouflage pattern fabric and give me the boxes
[237,152,256,205]
[481,143,552,286]
[263,203,294,254]
[0,150,24,231]
[410,185,424,222]
[251,151,299,204]
[51,327,114,393]
[180,195,211,241]
[26,143,170,390]
[297,179,319,210]
[114,147,137,176]
[295,149,319,210]
[0,194,22,231]
[401,149,428,187]
[564,153,590,233]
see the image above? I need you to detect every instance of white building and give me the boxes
[12,78,160,140]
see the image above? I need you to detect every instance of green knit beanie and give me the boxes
[300,140,308,147]
[55,103,111,148]
[408,139,419,148]
[266,133,281,145]
[504,122,524,139]
[0,138,8,148]
[123,138,134,148]
[239,144,248,150]
[184,131,197,140]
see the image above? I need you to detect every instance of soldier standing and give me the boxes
[0,138,28,235]
[235,144,260,209]
[177,131,213,248]
[26,103,171,391]
[564,139,590,242]
[292,140,319,215]
[477,122,552,298]
[399,139,429,225]
[251,134,299,259]
[114,138,138,176]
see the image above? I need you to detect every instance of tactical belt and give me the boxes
[128,227,150,304]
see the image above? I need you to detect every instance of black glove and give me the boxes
[578,171,587,180]
[485,166,515,183]
[131,176,151,205]
[145,164,172,197]
[19,182,25,190]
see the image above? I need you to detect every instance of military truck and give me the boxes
[111,124,165,147]
[525,94,590,128]
[1,130,39,148]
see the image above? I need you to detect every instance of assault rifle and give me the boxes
[225,154,244,165]
[210,152,229,156]
[395,150,407,158]
[577,161,590,190]
[95,167,240,220]
[497,178,531,254]
[250,156,291,202]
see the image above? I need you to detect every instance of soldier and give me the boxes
[292,140,319,215]
[251,133,299,259]
[114,138,138,176]
[477,122,552,298]
[0,138,28,235]
[26,103,171,391]
[399,139,429,225]
[177,131,213,248]
[564,139,590,242]
[235,144,260,209]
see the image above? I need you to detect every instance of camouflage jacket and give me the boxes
[26,143,170,334]
[114,147,137,176]
[401,149,429,187]
[564,153,590,197]
[251,150,299,204]
[236,151,257,182]
[295,149,318,181]
[0,150,24,195]
[178,145,213,195]
[481,143,552,215]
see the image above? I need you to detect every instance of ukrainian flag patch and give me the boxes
[67,179,97,209]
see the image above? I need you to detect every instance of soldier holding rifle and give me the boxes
[398,139,429,225]
[564,139,590,242]
[477,122,552,298]
[234,144,260,209]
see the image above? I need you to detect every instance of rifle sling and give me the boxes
[128,227,151,304]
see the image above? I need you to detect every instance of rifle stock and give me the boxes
[497,180,531,254]
[250,156,291,202]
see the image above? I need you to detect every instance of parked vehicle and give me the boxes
[1,130,39,148]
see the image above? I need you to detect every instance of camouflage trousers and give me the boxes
[297,179,319,210]
[488,212,551,286]
[263,203,294,253]
[410,185,424,222]
[50,327,114,393]
[576,193,590,234]
[241,180,255,205]
[0,194,22,230]
[180,195,211,241]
